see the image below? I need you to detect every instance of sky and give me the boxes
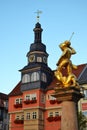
[0,0,87,94]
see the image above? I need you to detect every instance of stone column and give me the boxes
[52,87,83,130]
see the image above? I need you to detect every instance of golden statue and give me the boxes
[54,40,79,88]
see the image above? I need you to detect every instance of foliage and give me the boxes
[78,111,87,130]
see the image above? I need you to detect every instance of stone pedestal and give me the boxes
[52,86,83,130]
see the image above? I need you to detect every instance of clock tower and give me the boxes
[20,22,53,91]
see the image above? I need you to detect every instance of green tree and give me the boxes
[78,111,87,130]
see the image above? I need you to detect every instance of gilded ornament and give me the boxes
[54,40,79,88]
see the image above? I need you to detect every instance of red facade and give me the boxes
[9,83,61,130]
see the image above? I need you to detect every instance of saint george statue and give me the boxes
[54,40,79,88]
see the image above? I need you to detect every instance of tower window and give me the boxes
[31,72,39,81]
[22,74,30,83]
[37,57,42,62]
[41,73,47,82]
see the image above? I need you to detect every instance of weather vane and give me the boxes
[35,10,42,22]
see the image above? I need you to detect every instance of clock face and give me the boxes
[29,55,35,62]
[43,56,47,63]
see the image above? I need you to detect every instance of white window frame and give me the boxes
[84,90,87,99]
[49,112,53,117]
[31,93,37,100]
[16,115,20,120]
[25,93,37,100]
[22,74,30,83]
[25,95,30,100]
[21,115,24,120]
[26,113,31,120]
[49,95,56,100]
[55,112,59,117]
[15,98,22,104]
[31,72,39,82]
[32,112,37,119]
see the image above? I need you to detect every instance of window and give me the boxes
[84,90,87,99]
[82,111,87,117]
[41,94,45,103]
[39,111,43,120]
[41,73,47,82]
[55,112,59,117]
[20,99,22,104]
[22,74,30,83]
[15,98,22,104]
[31,72,39,82]
[37,57,42,62]
[16,116,20,120]
[15,99,19,104]
[48,111,60,117]
[4,101,8,108]
[32,112,37,119]
[25,93,37,101]
[25,95,30,100]
[26,113,30,120]
[48,95,56,100]
[31,93,37,100]
[21,115,24,120]
[49,112,53,117]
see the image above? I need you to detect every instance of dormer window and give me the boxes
[22,74,30,83]
[31,72,39,82]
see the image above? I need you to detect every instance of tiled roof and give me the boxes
[78,65,87,84]
[9,64,87,96]
[72,64,86,78]
[8,81,22,97]
[0,93,8,100]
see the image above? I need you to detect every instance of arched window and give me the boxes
[22,74,30,83]
[41,73,47,82]
[31,72,39,82]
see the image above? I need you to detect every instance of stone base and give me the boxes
[52,86,84,103]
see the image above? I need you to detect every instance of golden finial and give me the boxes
[35,10,42,22]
